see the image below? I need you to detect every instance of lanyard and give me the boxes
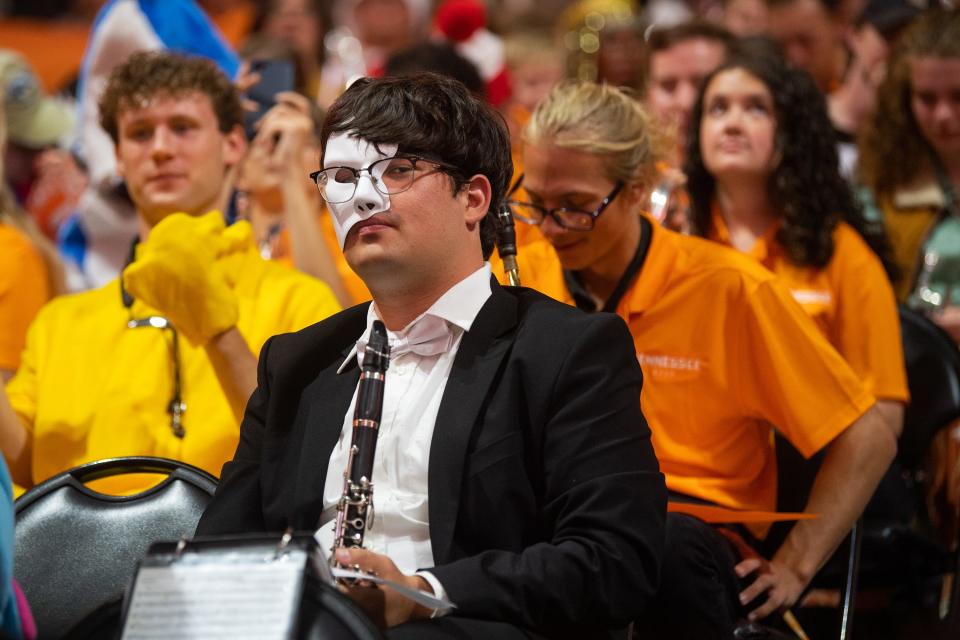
[121,240,186,438]
[563,215,653,313]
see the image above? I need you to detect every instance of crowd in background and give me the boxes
[0,0,959,637]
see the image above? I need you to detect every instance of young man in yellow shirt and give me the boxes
[0,52,340,494]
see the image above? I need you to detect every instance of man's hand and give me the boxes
[735,556,806,621]
[717,526,807,622]
[334,547,433,629]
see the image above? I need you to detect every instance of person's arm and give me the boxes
[732,277,897,618]
[0,386,30,488]
[256,93,353,307]
[875,399,904,440]
[737,403,897,619]
[204,327,258,424]
[194,335,277,536]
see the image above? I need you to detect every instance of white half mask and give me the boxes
[323,132,399,248]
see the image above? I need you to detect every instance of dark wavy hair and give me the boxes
[685,41,897,277]
[320,73,512,259]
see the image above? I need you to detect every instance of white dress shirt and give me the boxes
[316,264,493,603]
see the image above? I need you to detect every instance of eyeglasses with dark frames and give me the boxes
[506,174,624,231]
[310,155,461,204]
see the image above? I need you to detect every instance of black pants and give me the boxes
[633,513,746,640]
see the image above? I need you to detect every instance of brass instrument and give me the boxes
[331,320,390,563]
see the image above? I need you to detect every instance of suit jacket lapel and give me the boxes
[293,305,369,530]
[429,280,518,563]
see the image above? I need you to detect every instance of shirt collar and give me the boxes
[709,201,780,266]
[622,214,676,316]
[337,264,493,373]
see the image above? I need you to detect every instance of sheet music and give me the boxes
[329,566,455,610]
[121,551,306,640]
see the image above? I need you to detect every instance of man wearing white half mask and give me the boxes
[197,72,667,639]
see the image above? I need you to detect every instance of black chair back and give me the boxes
[897,305,960,470]
[14,457,217,639]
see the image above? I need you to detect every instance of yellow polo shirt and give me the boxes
[499,219,874,515]
[709,208,908,403]
[6,241,341,494]
[0,224,49,371]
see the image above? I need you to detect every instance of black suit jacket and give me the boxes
[196,282,666,637]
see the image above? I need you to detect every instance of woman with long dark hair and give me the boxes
[685,43,908,434]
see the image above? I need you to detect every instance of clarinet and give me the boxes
[497,203,521,286]
[331,320,390,564]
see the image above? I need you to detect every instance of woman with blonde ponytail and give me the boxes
[501,80,896,638]
[0,97,64,380]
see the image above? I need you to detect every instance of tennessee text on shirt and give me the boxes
[790,289,833,306]
[636,352,705,382]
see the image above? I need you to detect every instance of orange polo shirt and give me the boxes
[499,220,875,515]
[709,208,908,403]
[0,224,50,371]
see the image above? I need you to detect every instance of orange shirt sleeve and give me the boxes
[830,227,909,403]
[0,225,50,371]
[734,277,876,458]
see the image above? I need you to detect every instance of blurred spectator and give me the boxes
[859,9,960,337]
[248,0,330,100]
[235,90,359,305]
[433,0,510,107]
[559,0,646,90]
[722,0,769,35]
[500,27,565,147]
[644,21,735,164]
[385,42,484,95]
[685,45,908,435]
[66,0,239,291]
[0,51,80,241]
[766,0,847,92]
[0,51,340,495]
[642,21,734,231]
[828,0,921,179]
[318,0,431,106]
[0,89,65,384]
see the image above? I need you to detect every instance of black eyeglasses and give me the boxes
[310,155,460,204]
[507,175,624,231]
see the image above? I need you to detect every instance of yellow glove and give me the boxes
[123,211,254,347]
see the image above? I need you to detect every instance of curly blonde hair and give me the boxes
[858,9,960,197]
[524,81,664,189]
